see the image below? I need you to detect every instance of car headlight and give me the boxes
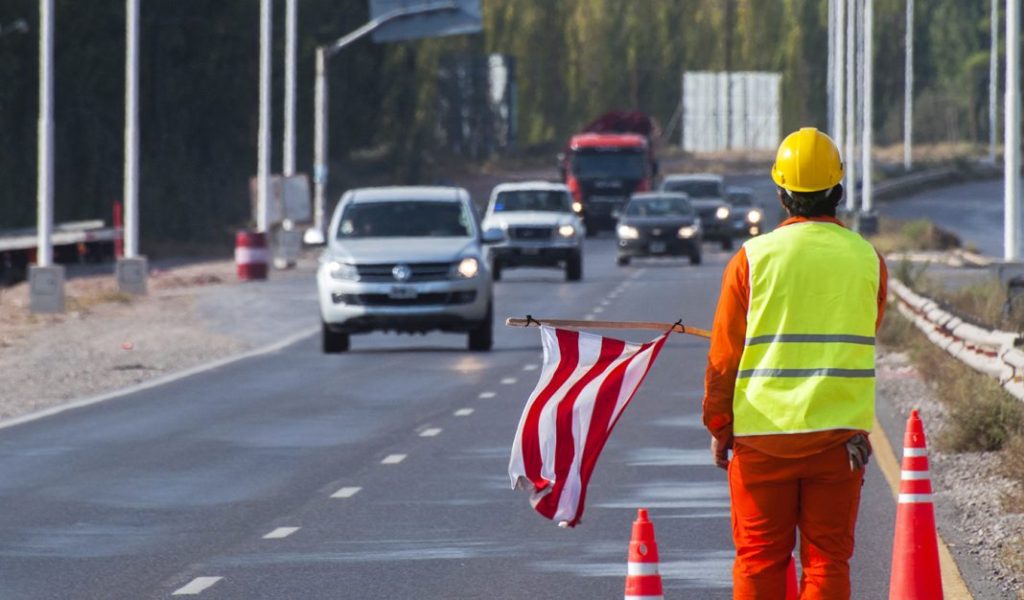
[455,257,479,279]
[715,206,730,220]
[747,210,762,224]
[617,224,639,240]
[571,201,583,214]
[327,261,359,281]
[558,224,576,238]
[678,225,699,239]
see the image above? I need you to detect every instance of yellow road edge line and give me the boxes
[871,417,974,599]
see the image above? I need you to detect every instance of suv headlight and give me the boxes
[617,224,639,240]
[558,224,576,238]
[678,225,699,239]
[327,261,359,281]
[715,206,730,220]
[454,257,479,279]
[747,209,762,224]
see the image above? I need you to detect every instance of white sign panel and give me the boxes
[682,71,781,152]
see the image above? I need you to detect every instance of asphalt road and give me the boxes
[877,177,1004,257]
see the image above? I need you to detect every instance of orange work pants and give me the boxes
[727,442,864,600]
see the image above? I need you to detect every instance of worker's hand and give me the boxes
[711,436,732,470]
[846,433,872,471]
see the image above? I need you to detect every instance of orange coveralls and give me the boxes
[703,216,888,600]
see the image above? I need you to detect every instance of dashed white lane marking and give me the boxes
[478,391,496,399]
[593,306,605,314]
[381,454,407,464]
[501,377,517,385]
[172,577,223,595]
[331,486,362,499]
[523,364,539,371]
[420,428,443,437]
[263,527,300,539]
[454,408,475,417]
[600,299,611,306]
[584,314,596,321]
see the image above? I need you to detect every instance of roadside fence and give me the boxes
[889,278,1024,400]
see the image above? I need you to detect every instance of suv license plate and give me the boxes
[521,247,539,255]
[389,285,417,299]
[649,241,666,254]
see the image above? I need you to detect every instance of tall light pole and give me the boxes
[845,0,857,213]
[835,0,845,151]
[862,0,874,215]
[1006,0,1021,261]
[283,0,297,176]
[311,2,459,237]
[257,0,272,233]
[991,0,1000,164]
[30,0,64,313]
[827,0,835,136]
[117,0,147,294]
[904,0,914,171]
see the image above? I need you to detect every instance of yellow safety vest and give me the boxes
[733,221,880,436]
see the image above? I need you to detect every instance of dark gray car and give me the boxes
[616,192,702,266]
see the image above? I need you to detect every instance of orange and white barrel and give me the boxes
[235,230,268,281]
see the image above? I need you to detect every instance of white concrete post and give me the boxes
[1006,0,1021,260]
[313,47,327,236]
[862,0,874,213]
[845,0,857,212]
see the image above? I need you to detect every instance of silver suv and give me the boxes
[316,186,500,353]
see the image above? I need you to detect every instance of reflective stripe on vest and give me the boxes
[733,221,880,436]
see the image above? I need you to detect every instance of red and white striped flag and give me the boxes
[509,326,670,527]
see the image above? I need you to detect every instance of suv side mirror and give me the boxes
[481,227,506,244]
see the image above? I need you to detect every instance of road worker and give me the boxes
[702,127,887,599]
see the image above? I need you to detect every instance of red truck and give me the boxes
[558,111,659,234]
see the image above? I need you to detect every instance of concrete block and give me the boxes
[116,256,148,295]
[29,265,65,314]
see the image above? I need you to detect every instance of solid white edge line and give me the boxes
[381,454,407,464]
[172,576,223,595]
[262,527,300,539]
[331,486,362,499]
[898,493,933,504]
[0,324,320,432]
[420,427,443,437]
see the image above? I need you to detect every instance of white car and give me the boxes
[316,186,501,353]
[482,181,585,281]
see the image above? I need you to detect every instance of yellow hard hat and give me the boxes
[770,127,844,193]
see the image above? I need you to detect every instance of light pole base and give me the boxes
[116,256,148,294]
[29,265,65,314]
[855,211,879,236]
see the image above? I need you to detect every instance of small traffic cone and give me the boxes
[624,508,664,600]
[785,554,798,600]
[888,409,943,600]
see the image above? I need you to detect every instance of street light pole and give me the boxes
[991,0,1000,164]
[257,0,272,233]
[116,0,147,294]
[283,0,297,176]
[1006,0,1020,260]
[310,1,458,237]
[835,0,845,151]
[862,0,874,214]
[904,0,914,171]
[845,0,857,213]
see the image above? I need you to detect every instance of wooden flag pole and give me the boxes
[505,317,711,339]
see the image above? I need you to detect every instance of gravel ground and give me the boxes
[878,350,1024,599]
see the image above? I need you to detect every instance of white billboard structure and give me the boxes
[681,71,781,152]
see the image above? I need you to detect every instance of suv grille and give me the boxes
[509,226,554,241]
[355,262,451,282]
[333,291,477,306]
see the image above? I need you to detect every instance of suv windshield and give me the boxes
[728,193,753,206]
[663,180,722,198]
[571,150,645,180]
[625,197,693,217]
[337,200,472,239]
[494,190,570,213]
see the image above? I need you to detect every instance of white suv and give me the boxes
[316,186,500,353]
[482,181,585,281]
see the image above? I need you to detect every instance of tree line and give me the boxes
[0,0,996,244]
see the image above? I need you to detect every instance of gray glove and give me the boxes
[846,433,871,471]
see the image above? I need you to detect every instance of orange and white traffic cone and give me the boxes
[785,554,798,600]
[888,409,944,600]
[624,508,664,600]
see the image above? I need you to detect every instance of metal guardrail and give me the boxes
[889,279,1024,399]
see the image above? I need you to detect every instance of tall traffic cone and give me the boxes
[888,409,943,599]
[624,508,664,600]
[785,554,798,600]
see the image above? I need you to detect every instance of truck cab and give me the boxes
[561,133,655,234]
